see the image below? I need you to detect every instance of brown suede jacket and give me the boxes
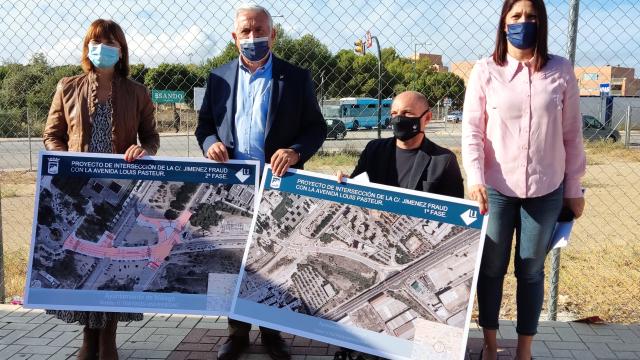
[43,72,159,155]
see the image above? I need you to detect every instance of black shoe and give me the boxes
[260,332,291,360]
[217,335,250,360]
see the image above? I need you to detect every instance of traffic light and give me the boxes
[354,39,366,55]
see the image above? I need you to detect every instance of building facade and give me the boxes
[412,53,449,72]
[574,66,640,96]
[451,60,640,97]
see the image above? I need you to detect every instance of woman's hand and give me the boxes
[469,184,489,215]
[124,145,147,162]
[563,197,585,219]
[336,170,349,183]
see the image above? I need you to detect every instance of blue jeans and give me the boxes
[477,185,563,336]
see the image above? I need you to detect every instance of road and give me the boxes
[321,230,478,321]
[0,121,460,170]
[2,121,639,170]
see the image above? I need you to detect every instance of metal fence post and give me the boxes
[27,108,33,171]
[0,182,4,303]
[186,109,191,157]
[626,106,632,149]
[548,0,580,322]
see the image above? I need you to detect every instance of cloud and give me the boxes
[41,26,219,67]
[1,0,638,74]
[126,25,218,65]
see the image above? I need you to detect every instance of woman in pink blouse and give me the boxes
[461,0,586,359]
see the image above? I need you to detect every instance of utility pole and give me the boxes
[366,31,383,139]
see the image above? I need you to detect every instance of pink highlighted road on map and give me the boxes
[63,210,192,267]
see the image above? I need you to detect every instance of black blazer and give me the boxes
[351,137,464,198]
[195,56,327,168]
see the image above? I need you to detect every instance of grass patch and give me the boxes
[2,247,29,300]
[306,151,360,172]
[1,146,639,323]
[0,171,35,198]
[584,140,640,163]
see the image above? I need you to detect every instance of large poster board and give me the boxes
[24,151,258,315]
[231,167,487,360]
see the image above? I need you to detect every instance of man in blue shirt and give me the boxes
[195,4,327,360]
[196,5,326,178]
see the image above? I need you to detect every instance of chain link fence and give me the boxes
[0,0,639,323]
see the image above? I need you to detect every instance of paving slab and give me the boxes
[0,305,637,359]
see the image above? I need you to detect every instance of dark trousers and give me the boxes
[228,318,280,337]
[477,185,563,336]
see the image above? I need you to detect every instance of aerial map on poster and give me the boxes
[232,167,487,360]
[25,151,258,315]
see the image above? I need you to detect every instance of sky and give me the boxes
[1,0,639,73]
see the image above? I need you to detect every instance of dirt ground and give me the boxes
[1,143,638,323]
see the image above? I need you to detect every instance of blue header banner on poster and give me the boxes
[264,168,484,229]
[40,151,257,185]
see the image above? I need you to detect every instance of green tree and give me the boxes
[144,63,203,102]
[0,64,45,110]
[129,64,148,83]
[28,65,81,111]
[327,50,359,98]
[0,54,55,136]
[273,29,336,92]
[410,71,466,107]
[201,42,239,76]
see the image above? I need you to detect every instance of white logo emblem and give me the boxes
[235,168,250,183]
[460,209,478,226]
[270,175,282,189]
[47,157,60,175]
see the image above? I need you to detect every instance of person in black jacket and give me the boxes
[334,91,463,360]
[195,4,326,178]
[338,91,464,199]
[195,4,326,360]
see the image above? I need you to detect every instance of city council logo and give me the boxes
[270,175,282,189]
[47,157,60,175]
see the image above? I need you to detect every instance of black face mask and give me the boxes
[391,109,429,141]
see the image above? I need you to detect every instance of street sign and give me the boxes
[443,97,452,107]
[151,89,185,104]
[600,83,611,95]
[193,87,205,111]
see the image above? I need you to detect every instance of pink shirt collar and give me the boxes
[505,53,535,82]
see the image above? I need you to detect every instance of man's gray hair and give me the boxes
[234,3,273,31]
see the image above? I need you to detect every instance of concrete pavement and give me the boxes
[1,305,639,359]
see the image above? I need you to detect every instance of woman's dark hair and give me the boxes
[493,0,549,72]
[81,19,129,77]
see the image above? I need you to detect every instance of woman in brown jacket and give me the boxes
[43,19,159,359]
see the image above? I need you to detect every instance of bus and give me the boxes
[322,97,392,130]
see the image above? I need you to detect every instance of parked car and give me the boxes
[325,118,347,140]
[445,111,463,123]
[582,115,620,142]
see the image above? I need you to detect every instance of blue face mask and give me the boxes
[239,37,270,62]
[88,43,120,69]
[506,22,538,50]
